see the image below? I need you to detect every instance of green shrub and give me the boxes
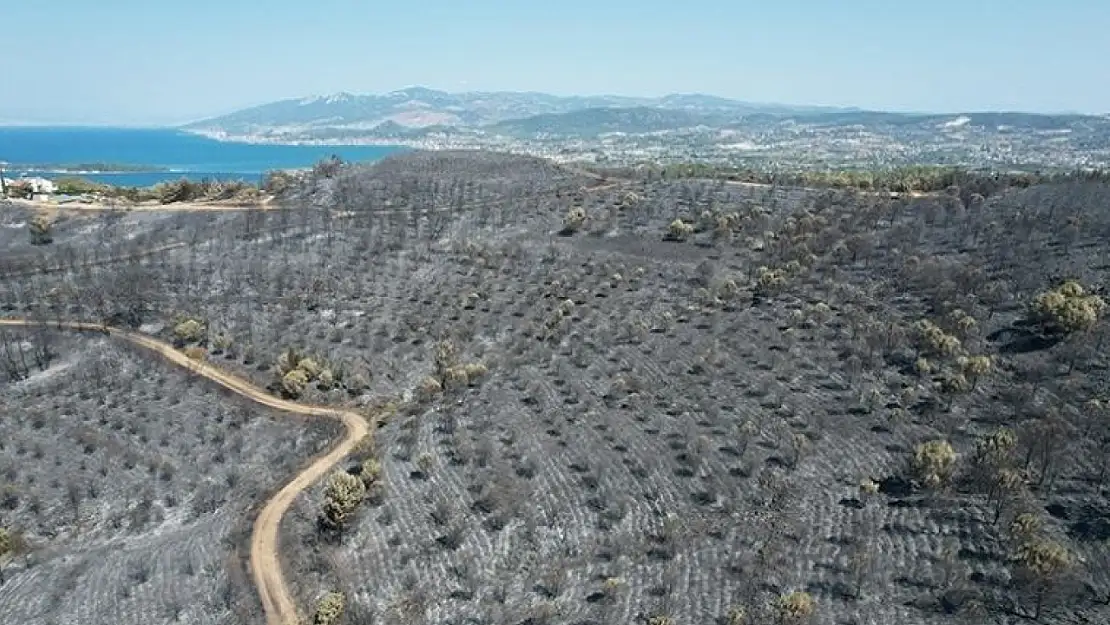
[914,319,962,357]
[53,176,107,196]
[261,170,295,195]
[1011,536,1075,618]
[281,369,309,399]
[28,214,53,245]
[561,207,587,234]
[433,340,458,384]
[359,458,382,488]
[1031,280,1105,334]
[154,178,201,204]
[313,591,346,625]
[725,605,747,625]
[755,266,787,296]
[666,218,694,241]
[172,318,206,344]
[274,347,336,398]
[958,355,992,387]
[321,471,365,529]
[1013,537,1072,581]
[1009,513,1042,541]
[912,439,957,488]
[774,591,815,623]
[417,376,443,401]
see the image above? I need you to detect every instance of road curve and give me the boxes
[0,319,369,625]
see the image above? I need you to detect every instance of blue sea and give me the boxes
[0,127,406,187]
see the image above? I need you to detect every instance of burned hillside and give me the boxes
[0,152,1108,625]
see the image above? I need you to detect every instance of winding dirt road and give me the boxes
[0,319,369,625]
[10,197,281,213]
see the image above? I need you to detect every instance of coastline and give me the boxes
[11,167,171,176]
[182,127,456,149]
[178,128,593,164]
[1,127,415,189]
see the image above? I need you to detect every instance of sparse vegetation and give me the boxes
[1011,537,1075,619]
[312,590,346,625]
[261,170,298,196]
[52,176,110,196]
[153,177,261,205]
[1031,280,1106,335]
[912,439,957,489]
[665,218,694,241]
[28,214,53,245]
[774,591,815,623]
[273,347,338,399]
[320,470,366,531]
[0,527,11,584]
[2,152,1109,625]
[560,207,587,235]
[638,163,1110,195]
[172,317,206,344]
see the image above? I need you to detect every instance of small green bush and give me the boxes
[155,178,201,204]
[775,591,815,623]
[261,170,296,195]
[53,176,107,196]
[360,458,382,488]
[321,471,365,529]
[561,207,587,234]
[172,318,206,344]
[281,369,309,399]
[666,219,694,241]
[274,347,336,398]
[912,439,957,488]
[28,214,53,245]
[313,591,346,625]
[1032,280,1105,334]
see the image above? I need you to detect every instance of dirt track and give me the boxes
[10,197,280,213]
[0,319,369,625]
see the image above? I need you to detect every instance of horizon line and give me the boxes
[2,86,1106,127]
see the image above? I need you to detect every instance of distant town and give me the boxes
[184,88,1110,172]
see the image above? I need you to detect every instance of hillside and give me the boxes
[1,151,1109,625]
[182,89,1110,171]
[181,87,807,136]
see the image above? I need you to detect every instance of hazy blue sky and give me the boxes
[2,0,1106,125]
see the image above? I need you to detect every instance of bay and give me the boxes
[0,127,406,187]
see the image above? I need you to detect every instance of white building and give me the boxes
[11,176,57,196]
[25,177,57,194]
[2,176,57,200]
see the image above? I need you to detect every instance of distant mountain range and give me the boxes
[181,87,860,138]
[182,87,1109,142]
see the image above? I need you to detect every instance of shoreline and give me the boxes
[180,128,595,164]
[182,128,473,150]
[11,168,173,177]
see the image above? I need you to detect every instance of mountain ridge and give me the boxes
[184,86,1108,141]
[182,86,860,134]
